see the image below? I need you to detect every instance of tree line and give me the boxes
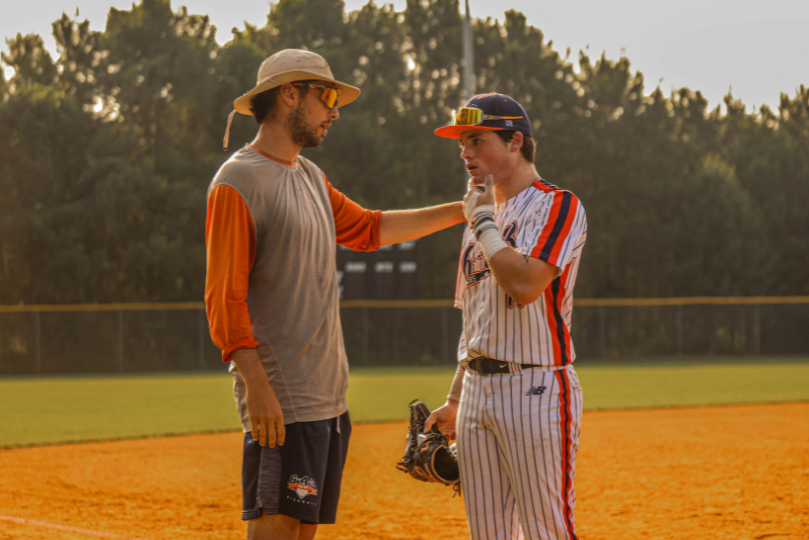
[1,0,807,305]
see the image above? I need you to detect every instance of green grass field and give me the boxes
[1,359,808,447]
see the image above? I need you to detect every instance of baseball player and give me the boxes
[205,49,464,540]
[424,93,587,540]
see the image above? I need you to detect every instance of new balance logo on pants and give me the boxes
[525,385,546,396]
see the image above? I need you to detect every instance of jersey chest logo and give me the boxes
[462,242,490,286]
[502,221,518,248]
[463,220,520,292]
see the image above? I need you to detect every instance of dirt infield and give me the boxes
[0,403,806,539]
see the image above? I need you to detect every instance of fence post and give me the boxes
[754,304,761,356]
[598,306,606,358]
[676,304,683,355]
[362,306,369,366]
[441,307,449,365]
[392,309,399,365]
[117,309,124,372]
[199,309,206,371]
[35,311,41,375]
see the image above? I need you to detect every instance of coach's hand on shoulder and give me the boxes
[232,348,286,448]
[424,400,459,441]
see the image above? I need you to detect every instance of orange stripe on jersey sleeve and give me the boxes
[325,175,381,252]
[557,265,573,363]
[543,288,562,365]
[205,184,259,362]
[543,264,573,366]
[530,187,579,267]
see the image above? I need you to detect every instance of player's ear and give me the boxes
[278,83,298,108]
[510,131,523,153]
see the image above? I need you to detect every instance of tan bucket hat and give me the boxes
[223,49,361,150]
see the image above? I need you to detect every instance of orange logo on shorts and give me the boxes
[288,475,318,500]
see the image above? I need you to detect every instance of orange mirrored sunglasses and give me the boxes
[292,82,340,109]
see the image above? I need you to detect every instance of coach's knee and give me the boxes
[297,523,318,540]
[246,513,300,540]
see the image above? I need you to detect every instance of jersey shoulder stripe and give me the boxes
[529,181,581,266]
[534,178,560,192]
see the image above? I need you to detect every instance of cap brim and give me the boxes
[233,70,361,116]
[434,125,503,139]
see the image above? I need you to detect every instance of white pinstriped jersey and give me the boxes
[455,179,587,367]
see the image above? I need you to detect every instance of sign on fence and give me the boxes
[337,240,420,300]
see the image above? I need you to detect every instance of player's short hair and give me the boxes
[250,84,311,125]
[495,130,535,163]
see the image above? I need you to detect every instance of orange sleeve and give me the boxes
[326,175,381,252]
[205,184,259,362]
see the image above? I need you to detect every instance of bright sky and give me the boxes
[3,0,808,111]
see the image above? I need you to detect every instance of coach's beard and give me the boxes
[286,103,323,148]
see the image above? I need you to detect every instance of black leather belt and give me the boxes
[466,357,538,375]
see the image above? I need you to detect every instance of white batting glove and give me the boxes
[464,174,508,260]
[463,173,496,223]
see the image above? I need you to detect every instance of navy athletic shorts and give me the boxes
[241,410,351,524]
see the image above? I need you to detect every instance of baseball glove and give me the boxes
[395,399,460,492]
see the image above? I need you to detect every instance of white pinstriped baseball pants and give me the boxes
[457,365,583,540]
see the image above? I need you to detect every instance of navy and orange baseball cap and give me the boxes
[435,92,532,139]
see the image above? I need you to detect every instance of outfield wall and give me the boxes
[0,298,807,375]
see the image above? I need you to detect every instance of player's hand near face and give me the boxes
[423,400,459,441]
[232,348,286,448]
[463,173,495,222]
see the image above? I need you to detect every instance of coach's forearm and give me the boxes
[379,202,465,245]
[231,348,268,387]
[232,348,286,447]
[231,348,278,406]
[487,248,558,305]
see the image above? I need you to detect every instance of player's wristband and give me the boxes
[472,211,494,223]
[473,215,495,237]
[474,219,497,241]
[477,225,508,260]
[471,204,495,221]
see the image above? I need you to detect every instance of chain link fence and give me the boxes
[0,306,220,376]
[0,299,807,376]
